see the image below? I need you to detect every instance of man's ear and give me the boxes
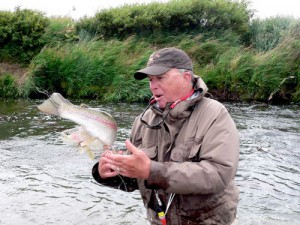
[183,71,192,88]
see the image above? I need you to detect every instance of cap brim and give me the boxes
[134,66,171,80]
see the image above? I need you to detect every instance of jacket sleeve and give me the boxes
[145,101,240,195]
[92,162,138,192]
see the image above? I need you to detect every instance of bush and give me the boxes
[0,8,49,64]
[42,16,78,47]
[76,0,252,39]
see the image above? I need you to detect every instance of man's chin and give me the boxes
[157,102,166,109]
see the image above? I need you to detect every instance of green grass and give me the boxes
[1,2,300,103]
[0,74,18,98]
[27,36,153,101]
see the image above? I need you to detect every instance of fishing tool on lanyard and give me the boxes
[154,191,176,225]
[155,191,167,225]
[140,89,195,129]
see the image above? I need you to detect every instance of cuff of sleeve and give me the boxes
[92,162,117,185]
[92,162,138,192]
[145,161,168,190]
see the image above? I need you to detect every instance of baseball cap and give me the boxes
[134,47,193,80]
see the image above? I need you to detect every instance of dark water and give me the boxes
[0,99,299,225]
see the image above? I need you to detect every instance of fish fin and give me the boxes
[37,93,72,116]
[100,111,115,120]
[78,146,95,160]
[50,93,72,105]
[78,146,85,154]
[80,139,97,160]
[86,147,95,160]
[37,98,59,115]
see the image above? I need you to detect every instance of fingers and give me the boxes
[99,160,119,178]
[99,151,117,178]
[99,152,127,178]
[99,141,146,178]
[125,139,139,154]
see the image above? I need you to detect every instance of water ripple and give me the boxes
[1,100,299,224]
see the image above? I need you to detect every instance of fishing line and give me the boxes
[117,174,128,192]
[35,87,50,97]
[106,150,128,192]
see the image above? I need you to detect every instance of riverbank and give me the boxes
[0,1,299,104]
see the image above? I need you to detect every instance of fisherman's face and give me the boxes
[148,68,191,109]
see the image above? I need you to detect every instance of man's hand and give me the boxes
[98,139,151,179]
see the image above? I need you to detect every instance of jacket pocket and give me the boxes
[170,142,202,162]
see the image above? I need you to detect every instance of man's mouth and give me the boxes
[154,95,163,101]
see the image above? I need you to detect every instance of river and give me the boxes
[0,99,299,225]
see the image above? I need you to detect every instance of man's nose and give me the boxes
[150,80,158,90]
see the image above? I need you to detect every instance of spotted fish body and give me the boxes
[37,93,117,158]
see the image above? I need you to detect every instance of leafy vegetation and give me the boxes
[0,0,299,103]
[76,0,251,39]
[28,37,152,101]
[0,7,49,64]
[244,16,299,51]
[0,74,18,98]
[42,16,78,47]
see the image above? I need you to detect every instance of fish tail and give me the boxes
[37,98,60,115]
[37,93,71,116]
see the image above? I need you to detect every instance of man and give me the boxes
[92,47,239,225]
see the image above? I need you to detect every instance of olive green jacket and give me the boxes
[93,76,239,225]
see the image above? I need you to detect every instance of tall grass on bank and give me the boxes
[27,31,244,101]
[22,23,300,103]
[28,37,152,101]
[247,16,298,52]
[42,16,78,47]
[251,33,300,102]
[1,2,300,103]
[201,47,256,100]
[201,27,300,102]
[0,74,18,98]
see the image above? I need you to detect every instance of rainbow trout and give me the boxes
[37,93,117,159]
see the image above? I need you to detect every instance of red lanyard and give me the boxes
[170,89,194,109]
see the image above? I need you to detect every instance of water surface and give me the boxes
[0,99,299,224]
